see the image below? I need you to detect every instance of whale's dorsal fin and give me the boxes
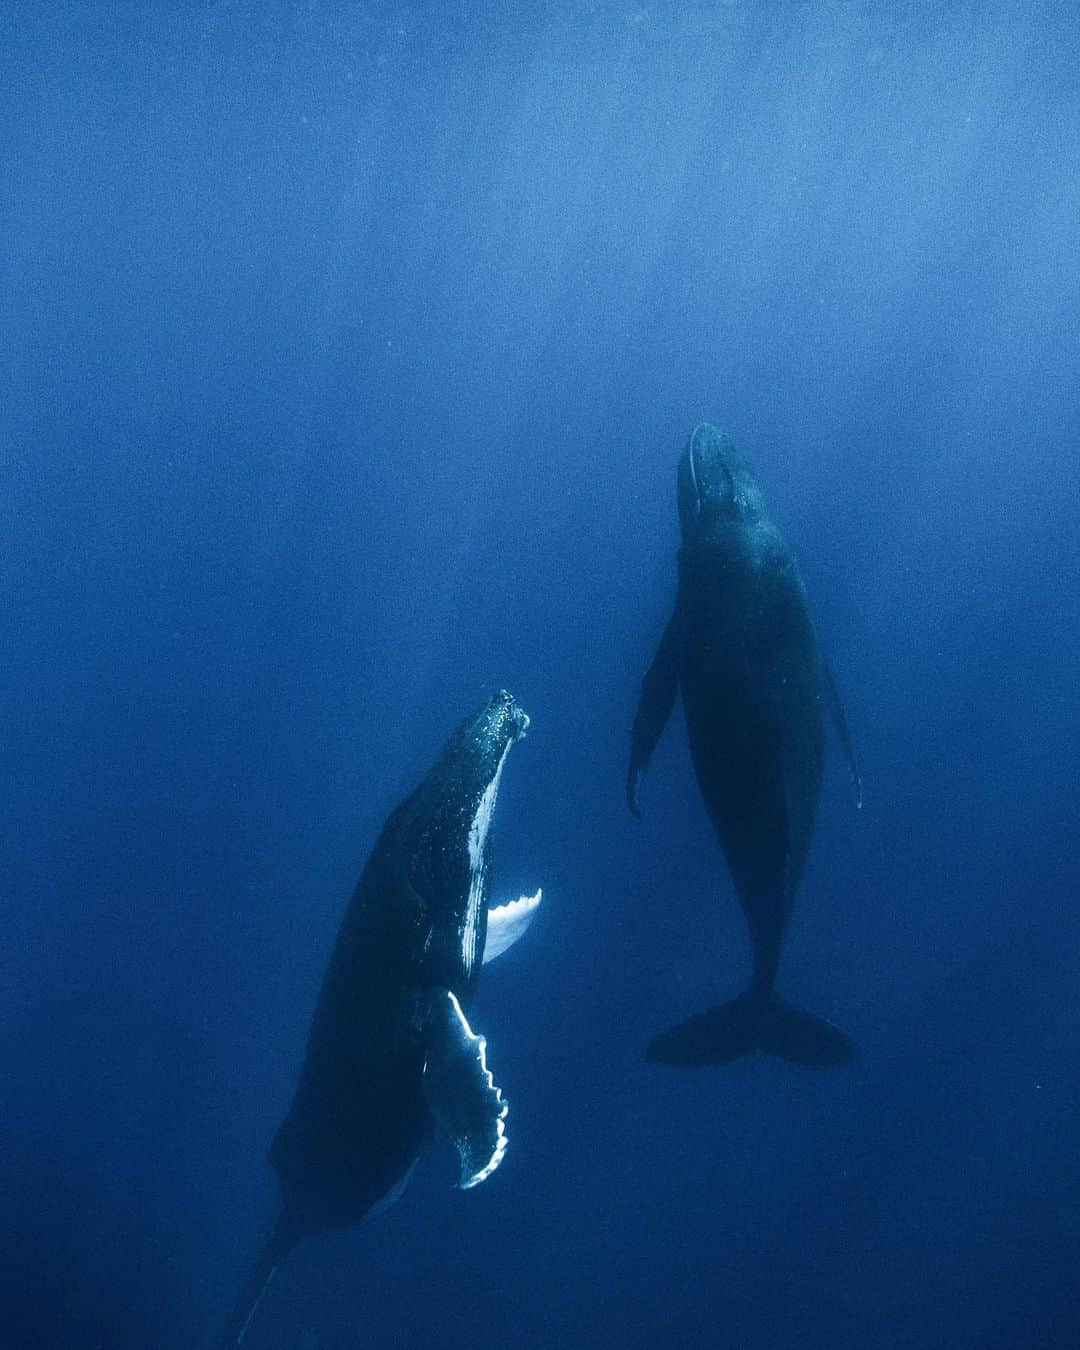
[483,889,542,963]
[422,989,508,1189]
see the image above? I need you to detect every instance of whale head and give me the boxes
[677,422,765,539]
[405,691,529,983]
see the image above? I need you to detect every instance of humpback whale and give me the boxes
[627,424,860,1068]
[221,692,541,1346]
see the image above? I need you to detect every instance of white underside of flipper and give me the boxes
[422,989,508,1189]
[482,889,542,963]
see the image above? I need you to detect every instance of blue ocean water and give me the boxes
[3,3,1079,1347]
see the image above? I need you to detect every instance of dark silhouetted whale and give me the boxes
[628,424,860,1068]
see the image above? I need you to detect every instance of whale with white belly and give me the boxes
[221,691,540,1346]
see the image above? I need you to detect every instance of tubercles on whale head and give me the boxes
[429,691,529,797]
[464,690,529,761]
[496,690,529,743]
[677,422,766,538]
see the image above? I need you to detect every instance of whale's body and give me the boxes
[628,424,859,1067]
[222,693,540,1346]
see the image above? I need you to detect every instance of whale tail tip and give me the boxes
[646,991,855,1068]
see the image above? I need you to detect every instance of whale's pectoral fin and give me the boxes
[483,889,542,963]
[423,989,508,1189]
[628,604,683,817]
[823,661,863,809]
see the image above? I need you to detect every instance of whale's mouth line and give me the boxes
[689,432,740,520]
[461,718,522,972]
[468,737,514,872]
[688,436,702,516]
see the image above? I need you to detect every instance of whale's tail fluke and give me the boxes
[219,1210,300,1349]
[645,991,854,1068]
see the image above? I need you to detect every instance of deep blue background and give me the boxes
[3,3,1079,1347]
